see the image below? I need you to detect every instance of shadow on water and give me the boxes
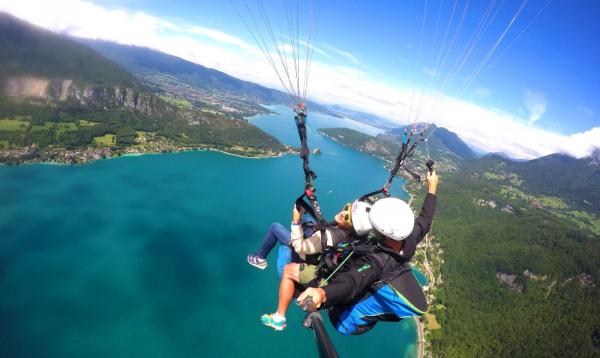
[138,228,206,300]
[0,211,103,278]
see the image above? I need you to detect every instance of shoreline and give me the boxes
[206,147,291,160]
[0,145,296,166]
[406,184,438,358]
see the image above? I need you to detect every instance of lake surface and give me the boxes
[0,105,419,357]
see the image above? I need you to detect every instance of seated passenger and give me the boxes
[260,201,372,331]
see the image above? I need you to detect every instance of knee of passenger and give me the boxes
[282,264,296,279]
[270,223,284,231]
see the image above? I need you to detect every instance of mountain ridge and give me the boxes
[318,125,600,214]
[0,12,286,163]
[75,38,339,118]
[0,12,139,88]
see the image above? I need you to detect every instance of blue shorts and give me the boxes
[329,274,426,335]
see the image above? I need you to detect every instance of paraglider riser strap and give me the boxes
[294,111,329,257]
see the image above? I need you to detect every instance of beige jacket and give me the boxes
[289,223,338,261]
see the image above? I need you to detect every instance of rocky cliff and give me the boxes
[2,75,166,115]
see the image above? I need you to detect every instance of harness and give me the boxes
[316,128,434,284]
[292,111,434,284]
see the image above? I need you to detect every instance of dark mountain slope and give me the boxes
[77,39,285,101]
[0,13,285,162]
[387,124,476,160]
[0,12,138,88]
[469,151,600,214]
[319,124,476,174]
[75,38,336,116]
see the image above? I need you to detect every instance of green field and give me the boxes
[507,173,524,186]
[159,95,192,108]
[29,123,55,132]
[55,123,78,135]
[555,210,600,236]
[0,139,8,148]
[29,122,78,140]
[78,120,98,127]
[0,119,30,131]
[500,185,568,209]
[93,134,116,146]
[135,131,155,137]
[482,171,504,180]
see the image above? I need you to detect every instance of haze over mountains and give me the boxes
[76,33,599,164]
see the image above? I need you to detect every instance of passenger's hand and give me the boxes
[426,171,438,195]
[292,205,302,224]
[297,287,326,309]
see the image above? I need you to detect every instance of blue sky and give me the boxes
[1,0,598,158]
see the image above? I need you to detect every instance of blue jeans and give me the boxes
[256,217,318,277]
[256,223,291,260]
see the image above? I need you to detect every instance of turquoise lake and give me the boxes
[0,105,421,357]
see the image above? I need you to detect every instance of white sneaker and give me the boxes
[247,254,268,270]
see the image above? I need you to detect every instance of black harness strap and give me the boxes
[359,129,424,202]
[294,107,329,256]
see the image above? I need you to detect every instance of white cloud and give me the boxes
[1,0,598,160]
[298,39,327,56]
[321,43,362,66]
[188,25,255,51]
[425,97,600,159]
[0,0,180,46]
[274,43,294,54]
[567,127,600,158]
[523,88,548,125]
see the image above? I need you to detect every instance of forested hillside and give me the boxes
[318,125,600,356]
[0,12,286,163]
[413,166,600,356]
[497,152,599,214]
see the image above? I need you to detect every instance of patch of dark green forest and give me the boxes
[319,126,600,356]
[420,171,600,356]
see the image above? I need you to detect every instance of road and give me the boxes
[414,316,425,358]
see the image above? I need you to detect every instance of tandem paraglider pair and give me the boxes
[232,0,441,348]
[248,169,438,335]
[297,172,437,335]
[245,103,439,340]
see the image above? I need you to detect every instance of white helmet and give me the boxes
[369,197,414,241]
[350,201,372,235]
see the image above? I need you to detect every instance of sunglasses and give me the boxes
[341,203,352,224]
